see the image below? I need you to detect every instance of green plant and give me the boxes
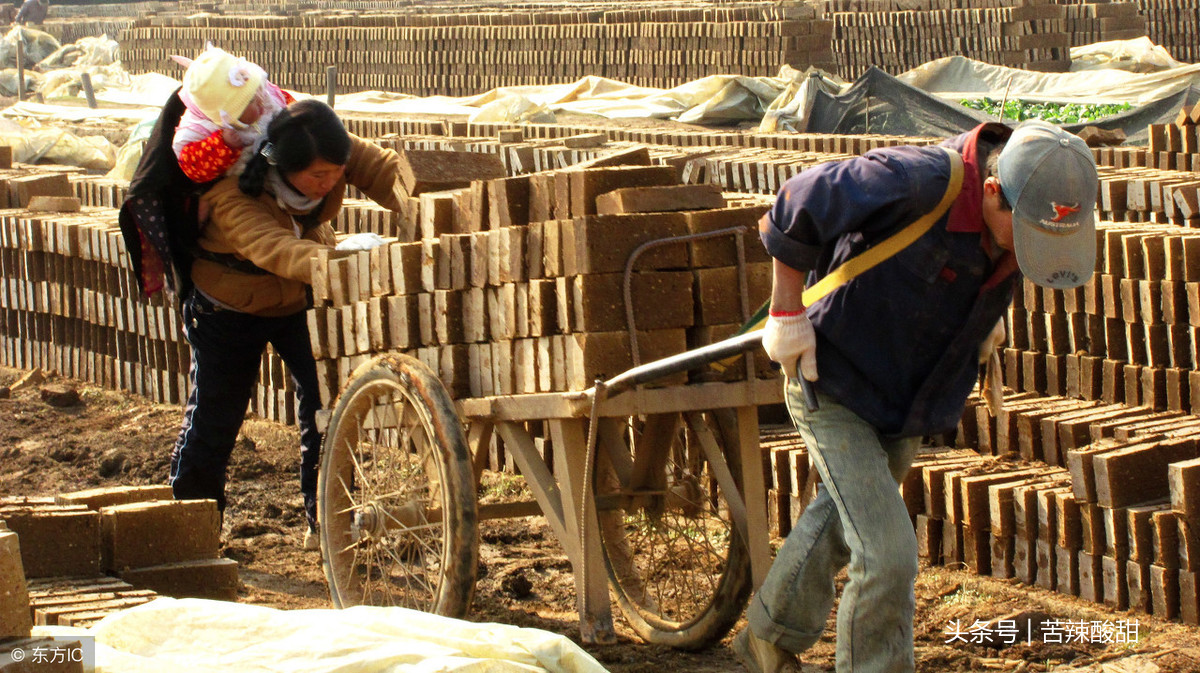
[960,98,1134,124]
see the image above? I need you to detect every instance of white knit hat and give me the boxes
[181,47,265,125]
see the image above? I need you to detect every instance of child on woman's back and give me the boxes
[173,46,293,184]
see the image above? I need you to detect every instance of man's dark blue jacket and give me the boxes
[760,123,1020,437]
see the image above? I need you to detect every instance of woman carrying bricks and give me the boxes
[739,120,1099,673]
[168,99,401,551]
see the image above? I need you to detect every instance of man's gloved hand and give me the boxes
[762,310,818,381]
[335,232,386,251]
[979,318,1006,364]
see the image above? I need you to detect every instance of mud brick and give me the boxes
[1067,439,1133,503]
[942,521,963,566]
[1103,507,1130,561]
[565,329,687,391]
[1041,404,1115,465]
[565,213,689,275]
[693,264,772,326]
[1013,533,1034,584]
[1079,355,1103,400]
[1090,409,1176,444]
[963,468,1050,535]
[100,499,220,572]
[388,242,423,296]
[9,173,72,208]
[418,191,459,238]
[1055,490,1083,550]
[1127,559,1153,613]
[396,149,505,196]
[1128,502,1169,564]
[1002,348,1023,399]
[1036,540,1058,589]
[990,473,1063,540]
[1151,564,1180,618]
[120,558,239,601]
[27,195,81,213]
[481,177,528,232]
[0,506,100,578]
[1169,456,1200,522]
[55,485,174,511]
[559,133,605,149]
[569,166,677,217]
[528,173,555,223]
[1153,510,1179,568]
[923,457,986,520]
[1021,351,1047,394]
[1014,399,1091,461]
[1167,368,1190,411]
[1182,520,1200,572]
[1078,551,1104,602]
[596,183,725,216]
[1123,364,1145,406]
[35,593,154,625]
[0,524,31,638]
[1100,554,1128,609]
[990,532,1015,579]
[1094,438,1199,508]
[1081,503,1108,555]
[1101,359,1124,404]
[572,271,694,332]
[1183,570,1200,624]
[995,398,1056,455]
[1056,546,1080,595]
[916,515,943,564]
[961,525,991,574]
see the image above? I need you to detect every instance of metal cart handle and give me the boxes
[597,331,819,412]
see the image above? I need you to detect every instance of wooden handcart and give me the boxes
[316,228,782,649]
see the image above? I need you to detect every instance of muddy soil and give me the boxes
[2,365,1199,672]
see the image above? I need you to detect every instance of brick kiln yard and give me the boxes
[3,365,1200,673]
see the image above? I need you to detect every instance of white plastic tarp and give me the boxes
[333,71,801,124]
[898,53,1200,106]
[64,597,609,673]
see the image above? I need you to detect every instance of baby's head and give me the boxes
[181,47,267,128]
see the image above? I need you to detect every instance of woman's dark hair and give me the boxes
[239,98,351,197]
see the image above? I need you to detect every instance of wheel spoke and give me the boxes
[320,357,477,618]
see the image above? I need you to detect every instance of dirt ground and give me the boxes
[3,364,1200,673]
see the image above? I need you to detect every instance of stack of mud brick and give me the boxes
[305,144,779,402]
[0,487,235,616]
[0,201,192,407]
[1144,104,1200,173]
[999,219,1200,413]
[1134,0,1200,64]
[119,1,836,96]
[826,0,1144,77]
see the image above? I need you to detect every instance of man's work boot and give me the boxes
[733,628,798,673]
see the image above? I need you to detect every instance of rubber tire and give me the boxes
[597,409,752,649]
[319,354,477,617]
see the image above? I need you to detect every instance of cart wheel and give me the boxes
[595,409,752,649]
[319,354,477,616]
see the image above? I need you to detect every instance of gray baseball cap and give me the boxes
[997,120,1098,289]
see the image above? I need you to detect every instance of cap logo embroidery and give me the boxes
[1050,202,1080,222]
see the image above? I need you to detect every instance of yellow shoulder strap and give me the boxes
[713,147,965,373]
[800,146,965,308]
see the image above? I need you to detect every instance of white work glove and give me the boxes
[979,318,1006,364]
[762,311,818,382]
[335,233,386,251]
